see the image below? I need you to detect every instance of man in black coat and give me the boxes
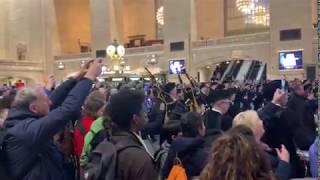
[163,82,188,121]
[197,83,210,106]
[287,83,317,149]
[4,60,102,180]
[203,89,232,145]
[258,80,305,178]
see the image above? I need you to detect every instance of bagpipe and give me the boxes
[177,69,202,114]
[144,67,168,104]
[144,67,173,122]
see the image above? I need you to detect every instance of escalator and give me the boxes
[212,61,229,81]
[236,61,252,81]
[245,61,257,80]
[256,64,267,81]
[230,60,244,80]
[247,62,261,80]
[261,65,267,80]
[221,61,235,81]
[219,62,229,76]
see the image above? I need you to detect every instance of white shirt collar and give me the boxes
[211,107,223,115]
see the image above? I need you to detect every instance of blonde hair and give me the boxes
[232,110,260,131]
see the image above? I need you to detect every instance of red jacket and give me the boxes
[73,115,95,157]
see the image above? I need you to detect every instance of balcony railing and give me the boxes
[54,52,92,61]
[0,60,43,71]
[0,59,42,66]
[193,32,270,48]
[126,44,164,55]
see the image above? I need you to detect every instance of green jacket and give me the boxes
[80,117,104,166]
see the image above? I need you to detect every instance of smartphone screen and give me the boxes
[281,80,285,92]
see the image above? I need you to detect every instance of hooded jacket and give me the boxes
[162,136,208,179]
[4,78,93,180]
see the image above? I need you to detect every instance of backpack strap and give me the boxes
[75,120,87,136]
[89,130,106,151]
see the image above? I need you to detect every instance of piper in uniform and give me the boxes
[163,82,188,121]
[203,89,233,146]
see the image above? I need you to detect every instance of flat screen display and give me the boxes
[279,50,303,70]
[169,59,185,74]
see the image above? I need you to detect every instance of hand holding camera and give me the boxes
[84,59,103,81]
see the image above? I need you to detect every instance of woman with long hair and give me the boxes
[200,132,275,180]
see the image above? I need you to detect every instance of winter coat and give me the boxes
[266,152,290,180]
[258,102,305,178]
[80,117,105,166]
[4,78,93,180]
[73,115,95,157]
[111,129,159,180]
[162,136,208,179]
[287,94,317,149]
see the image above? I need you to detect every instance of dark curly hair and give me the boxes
[108,89,145,129]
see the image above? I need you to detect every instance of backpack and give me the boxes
[154,145,170,170]
[0,127,14,180]
[81,139,141,180]
[167,157,188,180]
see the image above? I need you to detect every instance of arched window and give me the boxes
[225,0,270,36]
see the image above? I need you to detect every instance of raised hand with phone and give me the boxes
[70,58,103,81]
[275,144,290,163]
[271,89,288,107]
[84,59,103,81]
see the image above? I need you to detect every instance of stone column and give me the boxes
[163,0,196,81]
[90,0,118,58]
[6,0,31,60]
[42,0,58,75]
[0,0,8,59]
[190,0,197,41]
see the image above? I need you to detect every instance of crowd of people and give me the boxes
[0,59,318,180]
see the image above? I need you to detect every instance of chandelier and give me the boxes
[156,6,164,25]
[106,40,125,60]
[236,0,255,15]
[252,5,270,26]
[57,62,65,70]
[147,54,158,65]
